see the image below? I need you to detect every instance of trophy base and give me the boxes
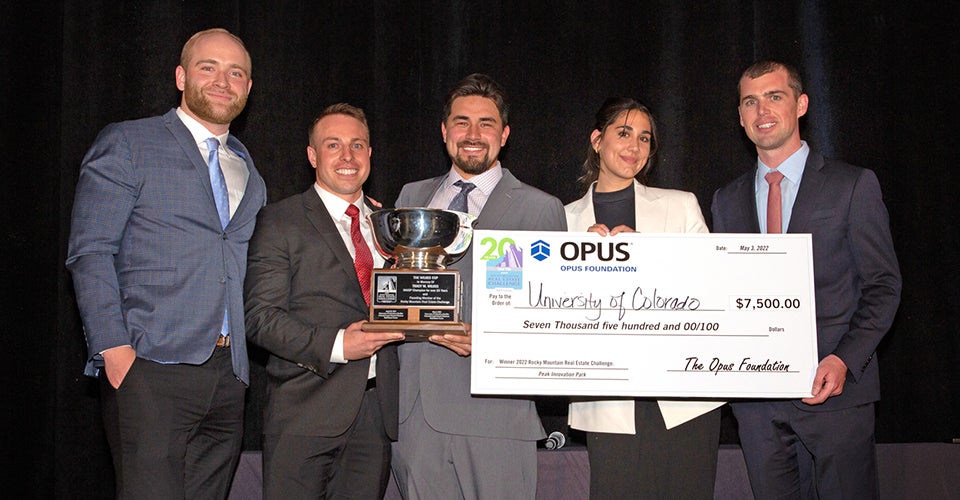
[368,268,462,341]
[361,321,467,342]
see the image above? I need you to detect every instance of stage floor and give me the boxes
[228,443,960,499]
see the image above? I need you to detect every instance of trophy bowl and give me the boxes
[368,208,477,269]
[363,208,477,338]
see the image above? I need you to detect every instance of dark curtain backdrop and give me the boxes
[3,1,957,497]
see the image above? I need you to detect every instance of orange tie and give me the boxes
[765,170,785,234]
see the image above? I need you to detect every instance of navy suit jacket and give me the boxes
[711,151,901,411]
[244,189,399,439]
[67,108,267,384]
[395,168,567,438]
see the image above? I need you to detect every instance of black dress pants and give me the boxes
[100,346,245,499]
[587,400,721,500]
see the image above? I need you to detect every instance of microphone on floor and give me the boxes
[544,431,566,450]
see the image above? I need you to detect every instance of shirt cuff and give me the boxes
[331,328,347,364]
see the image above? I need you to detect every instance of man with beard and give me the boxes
[66,28,266,498]
[391,73,566,499]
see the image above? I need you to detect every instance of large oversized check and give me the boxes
[470,230,818,398]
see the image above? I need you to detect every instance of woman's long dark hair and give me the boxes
[578,97,659,193]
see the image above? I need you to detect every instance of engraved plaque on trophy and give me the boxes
[362,208,477,340]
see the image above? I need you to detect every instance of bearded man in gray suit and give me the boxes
[390,73,567,499]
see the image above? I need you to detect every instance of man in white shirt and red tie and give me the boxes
[244,103,405,499]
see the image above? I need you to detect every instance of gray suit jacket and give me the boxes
[67,108,267,384]
[395,168,566,439]
[245,189,399,438]
[711,151,901,411]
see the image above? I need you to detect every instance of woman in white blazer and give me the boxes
[565,97,721,499]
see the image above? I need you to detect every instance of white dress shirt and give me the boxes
[314,184,384,378]
[176,108,249,218]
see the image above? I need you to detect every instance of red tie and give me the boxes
[765,170,785,234]
[346,204,373,304]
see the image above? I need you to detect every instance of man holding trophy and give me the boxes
[244,104,404,499]
[389,74,567,499]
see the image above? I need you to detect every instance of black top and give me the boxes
[592,184,636,229]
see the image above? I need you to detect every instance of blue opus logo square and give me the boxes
[531,240,550,261]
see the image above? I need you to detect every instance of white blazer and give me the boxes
[565,180,723,433]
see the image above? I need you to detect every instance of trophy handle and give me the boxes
[456,211,478,229]
[442,212,477,264]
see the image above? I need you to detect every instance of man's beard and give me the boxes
[183,81,247,125]
[452,142,495,175]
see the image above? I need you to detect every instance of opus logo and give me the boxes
[530,240,550,261]
[560,241,631,261]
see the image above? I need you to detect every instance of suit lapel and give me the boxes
[570,180,671,232]
[224,136,261,226]
[403,168,524,229]
[475,169,522,229]
[407,176,445,207]
[787,152,827,234]
[634,182,670,232]
[163,109,233,230]
[302,189,364,291]
[731,171,761,233]
[565,183,595,231]
[164,109,217,198]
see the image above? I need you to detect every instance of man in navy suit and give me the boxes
[711,60,901,499]
[244,103,404,498]
[66,28,266,498]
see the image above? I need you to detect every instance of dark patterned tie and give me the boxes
[447,180,476,213]
[346,204,374,304]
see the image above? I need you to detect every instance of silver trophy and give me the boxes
[362,208,477,339]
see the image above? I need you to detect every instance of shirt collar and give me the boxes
[444,162,504,195]
[756,140,810,185]
[176,107,230,147]
[313,183,365,218]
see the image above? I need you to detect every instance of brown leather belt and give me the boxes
[216,335,230,348]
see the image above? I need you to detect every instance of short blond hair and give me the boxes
[179,28,251,75]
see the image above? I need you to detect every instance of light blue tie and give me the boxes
[206,138,231,336]
[448,180,476,213]
[206,138,231,229]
